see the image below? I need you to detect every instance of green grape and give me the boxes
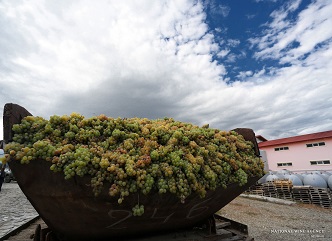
[132,204,144,216]
[4,113,264,213]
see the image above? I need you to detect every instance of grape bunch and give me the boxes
[4,114,264,215]
[132,204,144,216]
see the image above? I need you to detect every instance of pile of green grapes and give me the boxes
[4,114,264,215]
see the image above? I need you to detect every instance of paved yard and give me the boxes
[218,195,332,241]
[0,182,38,239]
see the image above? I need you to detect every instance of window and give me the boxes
[274,146,289,151]
[310,160,330,165]
[306,142,325,148]
[277,162,292,167]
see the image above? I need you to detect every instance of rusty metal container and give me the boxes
[3,103,262,241]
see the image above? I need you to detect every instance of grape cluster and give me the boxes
[132,204,144,216]
[4,114,264,215]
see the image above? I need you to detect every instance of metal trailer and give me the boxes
[2,215,253,241]
[2,103,261,241]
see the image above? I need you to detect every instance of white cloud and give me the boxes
[251,0,332,65]
[246,14,255,20]
[219,5,231,18]
[244,44,332,138]
[231,1,332,139]
[237,71,253,79]
[0,0,332,142]
[227,39,240,47]
[204,0,230,18]
[217,49,230,58]
[0,0,226,137]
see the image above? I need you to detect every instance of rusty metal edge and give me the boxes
[3,103,33,144]
[232,128,260,157]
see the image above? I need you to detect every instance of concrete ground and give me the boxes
[0,182,38,240]
[219,195,332,241]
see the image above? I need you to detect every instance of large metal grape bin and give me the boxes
[3,103,262,241]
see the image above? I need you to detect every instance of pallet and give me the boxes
[274,180,293,192]
[245,183,332,208]
[292,186,311,204]
[263,192,279,198]
[250,189,264,196]
[311,201,332,209]
[278,193,293,201]
[274,180,293,186]
[309,187,332,208]
[262,182,276,194]
[271,180,293,200]
[246,184,265,196]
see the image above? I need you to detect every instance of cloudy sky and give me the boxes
[0,0,331,140]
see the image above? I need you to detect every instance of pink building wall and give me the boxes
[259,137,332,173]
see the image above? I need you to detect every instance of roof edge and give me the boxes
[258,130,332,147]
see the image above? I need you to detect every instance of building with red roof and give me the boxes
[258,130,332,173]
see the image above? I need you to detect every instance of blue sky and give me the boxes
[205,0,314,81]
[0,0,331,140]
[206,0,276,81]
